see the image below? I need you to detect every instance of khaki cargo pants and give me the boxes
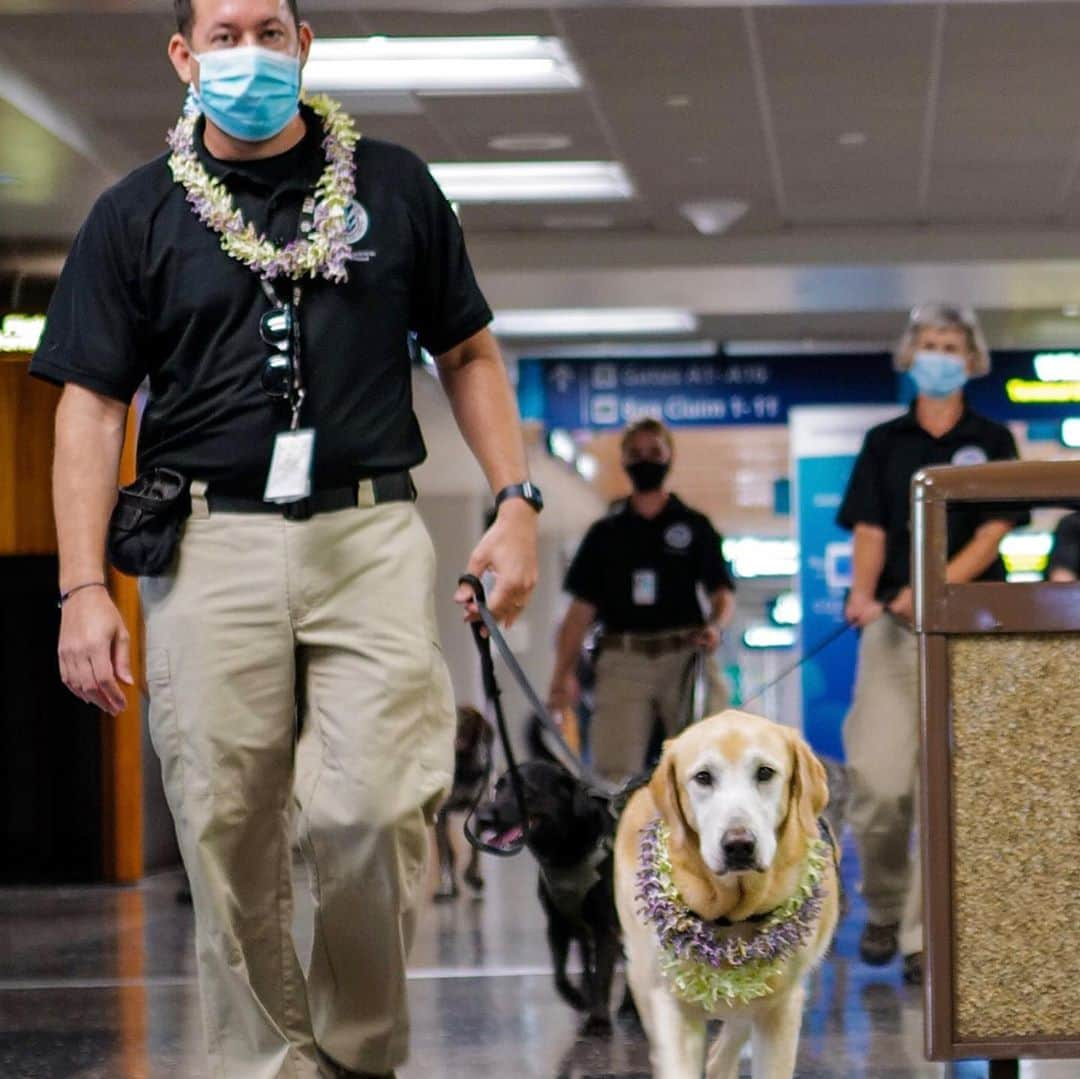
[590,639,727,783]
[842,614,923,957]
[140,494,456,1079]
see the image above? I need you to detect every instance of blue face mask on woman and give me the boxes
[909,349,969,398]
[193,45,301,142]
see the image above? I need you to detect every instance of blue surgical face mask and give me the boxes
[193,45,300,142]
[909,349,969,398]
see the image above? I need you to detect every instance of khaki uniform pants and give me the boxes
[590,641,727,783]
[842,614,923,957]
[140,499,455,1079]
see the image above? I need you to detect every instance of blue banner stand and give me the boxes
[789,406,902,759]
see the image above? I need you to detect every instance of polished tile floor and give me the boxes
[0,830,1075,1078]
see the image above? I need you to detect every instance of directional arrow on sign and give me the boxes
[550,364,577,394]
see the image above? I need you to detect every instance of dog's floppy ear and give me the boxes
[785,729,829,838]
[649,741,694,850]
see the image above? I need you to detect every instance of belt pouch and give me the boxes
[106,467,192,577]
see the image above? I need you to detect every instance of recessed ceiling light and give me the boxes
[837,131,868,147]
[488,132,572,153]
[542,212,616,230]
[305,36,582,93]
[681,199,748,236]
[491,308,698,337]
[429,161,633,203]
[1062,304,1080,318]
[666,94,691,108]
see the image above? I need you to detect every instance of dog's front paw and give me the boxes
[581,1013,613,1037]
[463,867,484,892]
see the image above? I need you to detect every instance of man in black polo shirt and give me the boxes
[837,304,1025,987]
[1048,511,1080,581]
[548,418,735,781]
[31,2,540,1076]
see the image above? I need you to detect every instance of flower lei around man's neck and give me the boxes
[166,94,359,283]
[636,818,829,1009]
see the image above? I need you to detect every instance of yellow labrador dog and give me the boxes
[615,709,839,1079]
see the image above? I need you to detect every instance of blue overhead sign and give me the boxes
[524,353,896,431]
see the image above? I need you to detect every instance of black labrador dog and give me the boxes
[476,760,621,1034]
[434,705,494,901]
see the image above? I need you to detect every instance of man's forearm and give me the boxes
[437,329,528,494]
[946,520,1013,584]
[553,601,594,679]
[709,588,735,628]
[53,387,127,590]
[851,524,886,597]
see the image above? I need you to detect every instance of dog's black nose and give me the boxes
[721,828,757,870]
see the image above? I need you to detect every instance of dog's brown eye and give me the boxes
[692,770,714,787]
[756,765,776,783]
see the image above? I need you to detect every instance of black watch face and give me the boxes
[524,482,544,510]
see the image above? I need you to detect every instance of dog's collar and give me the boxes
[635,818,828,1009]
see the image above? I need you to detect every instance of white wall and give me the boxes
[411,370,606,752]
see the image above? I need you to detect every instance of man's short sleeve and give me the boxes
[697,517,735,593]
[837,434,885,531]
[1049,512,1080,575]
[407,155,493,357]
[30,192,146,402]
[563,522,606,607]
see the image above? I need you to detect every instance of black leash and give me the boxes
[739,619,856,709]
[457,574,619,859]
[458,575,532,857]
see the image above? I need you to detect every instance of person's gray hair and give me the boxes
[894,302,991,376]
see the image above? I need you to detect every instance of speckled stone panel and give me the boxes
[950,634,1080,1040]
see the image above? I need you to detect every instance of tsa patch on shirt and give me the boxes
[663,523,693,551]
[952,445,988,466]
[343,200,369,244]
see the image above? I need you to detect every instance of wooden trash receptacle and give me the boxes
[913,459,1080,1071]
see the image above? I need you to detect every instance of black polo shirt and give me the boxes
[1049,512,1080,576]
[31,105,492,494]
[837,403,1027,599]
[564,494,735,633]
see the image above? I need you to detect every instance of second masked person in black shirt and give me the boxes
[549,418,736,783]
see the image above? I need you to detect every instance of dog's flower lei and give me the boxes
[166,94,359,282]
[635,818,828,1010]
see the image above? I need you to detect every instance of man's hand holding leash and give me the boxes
[455,496,539,628]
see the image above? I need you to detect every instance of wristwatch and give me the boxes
[494,481,544,514]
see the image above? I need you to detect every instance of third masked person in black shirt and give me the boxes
[837,303,1026,987]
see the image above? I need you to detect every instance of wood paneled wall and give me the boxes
[1,355,144,881]
[0,355,61,555]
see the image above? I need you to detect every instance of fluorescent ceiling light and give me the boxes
[305,36,582,93]
[429,161,633,203]
[1062,418,1080,447]
[492,308,697,338]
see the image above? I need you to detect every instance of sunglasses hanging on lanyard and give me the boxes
[261,196,316,505]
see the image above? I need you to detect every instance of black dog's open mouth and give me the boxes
[479,824,524,851]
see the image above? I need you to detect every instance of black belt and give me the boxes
[206,472,415,521]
